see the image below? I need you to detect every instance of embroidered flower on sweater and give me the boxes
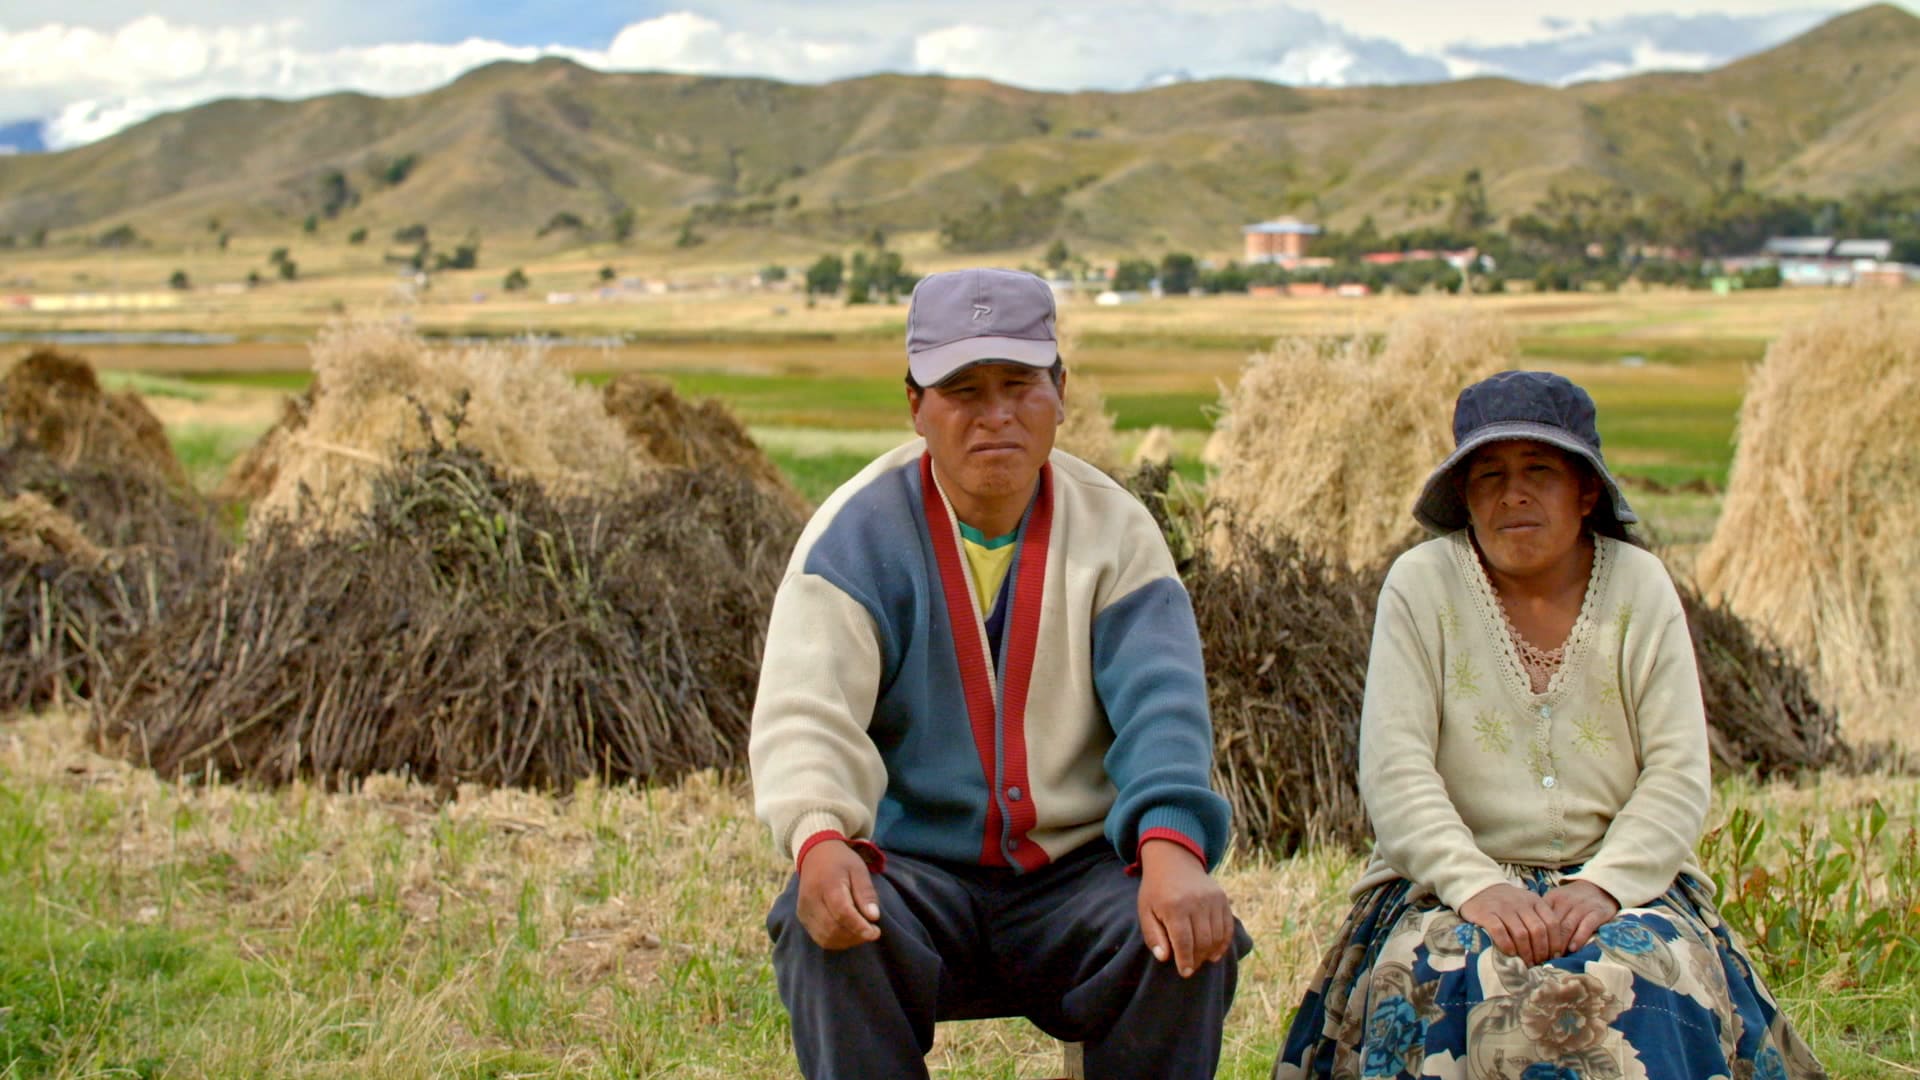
[1573,715,1614,755]
[1473,711,1514,755]
[1448,654,1483,699]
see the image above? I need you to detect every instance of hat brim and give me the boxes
[1412,421,1638,534]
[908,335,1056,387]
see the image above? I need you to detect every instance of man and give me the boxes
[751,267,1249,1079]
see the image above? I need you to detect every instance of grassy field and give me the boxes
[1,712,1916,1078]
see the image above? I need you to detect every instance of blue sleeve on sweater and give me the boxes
[1092,576,1230,868]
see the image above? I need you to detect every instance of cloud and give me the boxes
[1438,10,1828,84]
[0,5,1863,150]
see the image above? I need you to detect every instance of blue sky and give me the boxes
[1,1,1911,152]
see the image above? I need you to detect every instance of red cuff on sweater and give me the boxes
[1125,828,1208,876]
[795,830,887,874]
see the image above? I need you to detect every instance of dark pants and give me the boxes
[767,842,1253,1080]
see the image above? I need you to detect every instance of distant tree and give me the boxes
[206,217,222,233]
[598,265,618,283]
[317,169,354,218]
[96,224,140,249]
[217,232,231,251]
[393,223,429,244]
[1201,261,1251,293]
[1044,239,1071,272]
[303,214,319,234]
[433,243,479,271]
[804,254,844,296]
[611,208,637,243]
[847,249,917,304]
[29,228,47,249]
[538,211,587,237]
[1159,252,1198,294]
[247,270,263,287]
[675,219,702,248]
[381,153,417,187]
[759,263,788,284]
[868,227,887,250]
[168,269,191,290]
[268,247,291,266]
[1739,264,1782,289]
[1111,258,1155,292]
[347,227,368,245]
[1448,168,1493,234]
[503,267,529,292]
[277,259,299,281]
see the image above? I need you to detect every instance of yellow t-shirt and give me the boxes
[958,522,1017,615]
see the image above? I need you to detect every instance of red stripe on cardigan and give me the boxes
[995,465,1053,872]
[920,454,1009,866]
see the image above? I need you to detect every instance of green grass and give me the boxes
[0,715,1914,1078]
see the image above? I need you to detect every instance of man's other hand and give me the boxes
[1136,838,1233,978]
[796,839,882,950]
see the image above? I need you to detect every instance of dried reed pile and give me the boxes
[1678,582,1849,775]
[97,422,800,790]
[1186,516,1377,854]
[0,351,226,710]
[1207,312,1511,569]
[1695,300,1920,745]
[242,322,649,527]
[601,374,807,516]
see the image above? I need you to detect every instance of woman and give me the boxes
[1275,371,1823,1079]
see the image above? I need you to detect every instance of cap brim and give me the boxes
[1412,421,1638,534]
[908,336,1055,387]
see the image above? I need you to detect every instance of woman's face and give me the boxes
[1463,440,1601,579]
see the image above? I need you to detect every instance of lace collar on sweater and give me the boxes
[1446,530,1616,709]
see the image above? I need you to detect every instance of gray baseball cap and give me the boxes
[906,268,1058,387]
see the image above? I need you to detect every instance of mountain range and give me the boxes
[1,4,1915,255]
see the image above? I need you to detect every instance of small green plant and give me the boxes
[1701,798,1920,987]
[168,269,191,290]
[502,267,529,292]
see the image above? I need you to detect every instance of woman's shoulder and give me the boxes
[1383,531,1465,588]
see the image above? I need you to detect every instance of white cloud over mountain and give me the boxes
[0,3,1865,150]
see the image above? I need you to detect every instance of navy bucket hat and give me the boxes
[1413,370,1637,535]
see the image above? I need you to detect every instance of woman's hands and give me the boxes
[1460,879,1621,965]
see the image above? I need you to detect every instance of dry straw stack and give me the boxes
[1207,312,1511,569]
[1695,299,1920,747]
[239,320,649,527]
[0,350,227,710]
[99,323,806,792]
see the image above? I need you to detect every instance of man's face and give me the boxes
[910,362,1065,512]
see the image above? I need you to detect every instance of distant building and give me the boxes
[1756,236,1907,287]
[1243,216,1321,264]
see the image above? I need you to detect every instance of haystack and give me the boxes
[0,353,227,711]
[218,385,314,503]
[601,374,808,516]
[98,430,801,790]
[1055,372,1120,474]
[1,349,185,487]
[1694,300,1920,747]
[1207,312,1511,569]
[243,321,649,526]
[1130,425,1175,468]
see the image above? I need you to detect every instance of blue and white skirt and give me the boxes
[1275,867,1825,1079]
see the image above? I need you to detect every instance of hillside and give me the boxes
[0,4,1915,255]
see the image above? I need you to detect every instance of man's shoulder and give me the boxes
[787,439,927,584]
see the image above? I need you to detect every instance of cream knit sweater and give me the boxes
[1353,531,1712,911]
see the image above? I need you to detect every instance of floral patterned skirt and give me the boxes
[1274,867,1825,1080]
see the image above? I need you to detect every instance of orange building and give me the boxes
[1242,217,1321,263]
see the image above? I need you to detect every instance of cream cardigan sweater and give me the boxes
[1353,531,1712,911]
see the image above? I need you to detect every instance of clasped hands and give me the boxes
[1458,879,1619,966]
[794,836,1234,978]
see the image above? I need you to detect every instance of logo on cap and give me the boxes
[971,303,992,320]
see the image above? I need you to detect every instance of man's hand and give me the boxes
[796,839,882,950]
[1136,839,1234,978]
[1459,882,1558,966]
[1542,879,1620,956]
